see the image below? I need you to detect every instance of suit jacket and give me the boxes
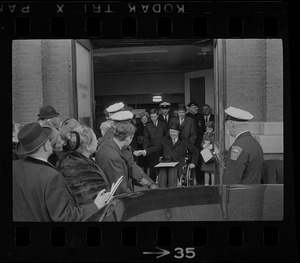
[169,116,197,145]
[223,131,263,184]
[143,120,168,149]
[13,157,98,222]
[158,114,172,127]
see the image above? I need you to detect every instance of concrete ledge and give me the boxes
[248,122,283,135]
[254,135,283,153]
[260,122,283,135]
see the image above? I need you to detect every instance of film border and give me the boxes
[0,0,297,262]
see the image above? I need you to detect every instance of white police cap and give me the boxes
[225,107,254,122]
[110,111,133,122]
[106,102,125,114]
[159,101,171,108]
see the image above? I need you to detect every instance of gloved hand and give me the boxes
[148,183,159,189]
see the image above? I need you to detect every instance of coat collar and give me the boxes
[25,156,56,169]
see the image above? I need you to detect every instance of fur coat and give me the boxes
[56,151,109,206]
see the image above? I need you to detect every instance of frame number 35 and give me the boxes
[174,247,196,259]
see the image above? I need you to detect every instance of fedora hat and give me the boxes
[38,105,59,119]
[169,122,180,131]
[16,123,52,155]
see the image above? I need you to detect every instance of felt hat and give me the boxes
[177,103,186,111]
[187,100,198,107]
[38,105,59,118]
[225,107,254,122]
[16,123,52,155]
[169,122,180,131]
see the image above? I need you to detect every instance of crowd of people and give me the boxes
[13,101,268,222]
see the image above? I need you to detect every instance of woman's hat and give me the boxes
[16,123,52,155]
[38,105,59,118]
[60,118,81,141]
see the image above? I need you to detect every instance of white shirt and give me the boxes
[205,114,211,122]
[172,138,178,145]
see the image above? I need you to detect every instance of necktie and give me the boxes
[180,118,183,125]
[205,116,207,122]
[173,139,176,145]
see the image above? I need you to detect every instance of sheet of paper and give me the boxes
[154,162,179,168]
[201,148,214,163]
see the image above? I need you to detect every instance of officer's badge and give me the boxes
[230,146,242,160]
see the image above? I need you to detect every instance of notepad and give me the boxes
[201,148,214,163]
[154,162,179,168]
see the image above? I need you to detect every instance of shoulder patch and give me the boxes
[230,146,243,161]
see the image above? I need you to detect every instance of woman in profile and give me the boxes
[56,125,109,206]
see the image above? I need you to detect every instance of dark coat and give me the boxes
[186,112,204,149]
[158,114,172,127]
[56,151,109,206]
[95,138,134,194]
[96,127,153,186]
[13,157,98,222]
[143,120,168,167]
[223,131,263,184]
[169,116,197,145]
[146,136,199,172]
[134,122,148,168]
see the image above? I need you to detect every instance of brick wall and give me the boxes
[265,39,283,122]
[12,40,43,124]
[225,39,266,121]
[224,39,283,122]
[12,40,73,125]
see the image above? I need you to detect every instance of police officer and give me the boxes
[223,107,263,184]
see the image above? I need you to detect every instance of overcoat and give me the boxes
[147,136,199,173]
[223,131,263,184]
[95,138,133,194]
[56,151,109,205]
[13,157,97,222]
[169,116,197,145]
[143,120,168,167]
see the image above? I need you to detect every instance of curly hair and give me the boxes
[113,122,136,141]
[68,126,95,152]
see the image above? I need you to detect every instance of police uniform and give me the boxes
[223,107,263,184]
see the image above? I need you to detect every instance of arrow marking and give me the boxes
[143,247,170,259]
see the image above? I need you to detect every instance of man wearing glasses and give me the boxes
[223,107,263,184]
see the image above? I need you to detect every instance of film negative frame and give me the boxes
[1,0,297,261]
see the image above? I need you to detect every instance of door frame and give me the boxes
[184,69,214,107]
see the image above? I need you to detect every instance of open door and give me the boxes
[73,40,94,128]
[213,39,226,185]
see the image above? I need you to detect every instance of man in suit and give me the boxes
[186,100,205,185]
[158,101,172,127]
[13,123,110,222]
[170,104,197,145]
[200,104,215,140]
[143,108,168,182]
[139,122,199,188]
[223,107,263,184]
